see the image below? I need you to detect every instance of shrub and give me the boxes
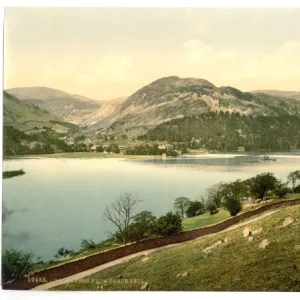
[293,184,300,193]
[154,212,182,236]
[206,202,219,215]
[2,249,34,282]
[186,201,205,218]
[251,172,277,201]
[54,247,75,258]
[274,182,290,199]
[80,239,97,250]
[223,196,242,216]
[222,181,244,216]
[114,211,157,243]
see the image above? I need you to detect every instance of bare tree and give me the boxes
[173,197,190,218]
[103,193,141,244]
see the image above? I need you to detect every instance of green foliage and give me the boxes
[221,180,245,216]
[106,144,120,154]
[154,212,182,236]
[294,184,300,193]
[138,112,300,151]
[206,182,226,208]
[125,211,157,242]
[96,145,104,152]
[54,247,75,259]
[126,143,178,156]
[80,239,97,251]
[173,197,190,218]
[75,135,86,143]
[287,170,300,193]
[3,126,69,155]
[186,201,205,218]
[206,202,219,215]
[274,181,290,199]
[49,120,79,133]
[2,249,34,282]
[251,172,277,200]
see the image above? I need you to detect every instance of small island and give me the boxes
[3,169,25,179]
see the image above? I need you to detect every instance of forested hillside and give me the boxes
[138,112,300,151]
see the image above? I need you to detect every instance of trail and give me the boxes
[32,208,280,291]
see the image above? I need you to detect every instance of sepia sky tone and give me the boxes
[4,7,300,99]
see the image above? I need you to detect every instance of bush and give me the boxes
[2,249,34,282]
[274,182,290,199]
[186,201,205,218]
[54,247,75,258]
[113,211,157,243]
[251,172,277,201]
[206,202,219,215]
[223,196,242,216]
[80,239,97,250]
[294,184,300,193]
[154,212,182,236]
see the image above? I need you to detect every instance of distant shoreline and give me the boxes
[3,153,161,159]
[3,150,300,160]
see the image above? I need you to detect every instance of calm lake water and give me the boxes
[2,153,300,260]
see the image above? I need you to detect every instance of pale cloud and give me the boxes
[44,65,76,78]
[182,40,236,65]
[181,39,300,90]
[46,54,134,86]
[75,73,98,84]
[183,40,214,63]
[96,54,134,83]
[245,40,300,79]
[217,50,236,60]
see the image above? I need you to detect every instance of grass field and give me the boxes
[53,204,300,291]
[182,209,230,230]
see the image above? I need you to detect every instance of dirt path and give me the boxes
[32,209,281,291]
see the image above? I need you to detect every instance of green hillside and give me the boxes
[53,204,300,291]
[3,91,60,130]
[3,92,80,156]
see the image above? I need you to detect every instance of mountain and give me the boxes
[6,87,127,126]
[101,76,300,134]
[252,90,300,101]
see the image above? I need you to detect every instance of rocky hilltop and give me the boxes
[102,76,300,133]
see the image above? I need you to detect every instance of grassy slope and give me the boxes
[53,205,300,291]
[3,92,58,124]
[183,209,230,230]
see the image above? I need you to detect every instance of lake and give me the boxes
[2,153,300,260]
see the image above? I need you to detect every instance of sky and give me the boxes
[4,7,300,99]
